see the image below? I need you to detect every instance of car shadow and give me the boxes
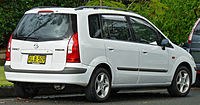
[19,90,192,104]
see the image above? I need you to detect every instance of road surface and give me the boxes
[0,88,200,105]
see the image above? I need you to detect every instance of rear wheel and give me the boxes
[168,66,191,97]
[85,68,111,102]
[14,83,38,98]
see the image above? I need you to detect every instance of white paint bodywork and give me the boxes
[5,7,196,88]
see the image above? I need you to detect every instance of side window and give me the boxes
[88,14,101,38]
[130,17,158,44]
[101,15,131,41]
[194,23,200,35]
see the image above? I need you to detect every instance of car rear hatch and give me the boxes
[10,11,77,71]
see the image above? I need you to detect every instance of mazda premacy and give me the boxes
[4,6,196,102]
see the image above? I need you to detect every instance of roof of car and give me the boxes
[25,6,143,19]
[24,6,169,43]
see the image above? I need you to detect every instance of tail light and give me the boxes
[188,34,192,44]
[67,33,80,63]
[197,70,200,74]
[6,34,13,61]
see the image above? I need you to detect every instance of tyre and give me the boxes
[194,74,200,87]
[110,89,120,94]
[14,83,38,98]
[168,66,191,97]
[85,68,111,102]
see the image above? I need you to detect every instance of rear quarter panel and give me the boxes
[77,12,116,82]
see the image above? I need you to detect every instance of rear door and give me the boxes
[11,13,77,71]
[101,15,140,85]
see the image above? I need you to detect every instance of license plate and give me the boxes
[27,55,46,64]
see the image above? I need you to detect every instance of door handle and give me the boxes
[142,50,148,54]
[108,47,114,51]
[142,51,148,54]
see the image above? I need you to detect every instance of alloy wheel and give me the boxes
[95,72,110,98]
[176,70,190,93]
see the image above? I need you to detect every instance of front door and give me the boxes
[129,17,169,84]
[101,14,139,85]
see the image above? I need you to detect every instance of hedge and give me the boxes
[0,0,200,48]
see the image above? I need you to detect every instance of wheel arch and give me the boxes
[93,63,112,79]
[167,61,193,97]
[87,63,114,88]
[85,62,113,101]
[177,62,192,73]
[175,62,192,80]
[87,56,114,86]
[170,56,195,84]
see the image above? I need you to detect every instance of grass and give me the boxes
[0,66,13,87]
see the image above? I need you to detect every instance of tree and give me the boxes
[0,0,86,49]
[1,0,200,48]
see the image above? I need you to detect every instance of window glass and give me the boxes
[130,17,158,44]
[13,14,77,41]
[101,15,131,41]
[88,15,101,38]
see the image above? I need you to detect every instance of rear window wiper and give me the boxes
[24,18,52,40]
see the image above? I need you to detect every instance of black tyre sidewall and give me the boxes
[168,66,192,97]
[85,68,111,102]
[194,74,200,87]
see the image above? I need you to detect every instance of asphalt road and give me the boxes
[1,88,200,105]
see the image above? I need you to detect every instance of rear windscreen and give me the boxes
[13,14,77,41]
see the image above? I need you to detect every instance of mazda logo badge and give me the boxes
[33,43,39,49]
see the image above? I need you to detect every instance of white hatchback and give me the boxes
[4,6,196,102]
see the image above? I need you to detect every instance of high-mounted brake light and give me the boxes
[38,11,54,13]
[67,33,80,63]
[6,33,13,61]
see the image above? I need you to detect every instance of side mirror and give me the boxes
[161,39,169,50]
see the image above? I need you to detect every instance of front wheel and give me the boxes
[85,68,111,102]
[168,66,191,97]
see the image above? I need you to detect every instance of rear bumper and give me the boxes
[4,66,87,74]
[4,63,94,87]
